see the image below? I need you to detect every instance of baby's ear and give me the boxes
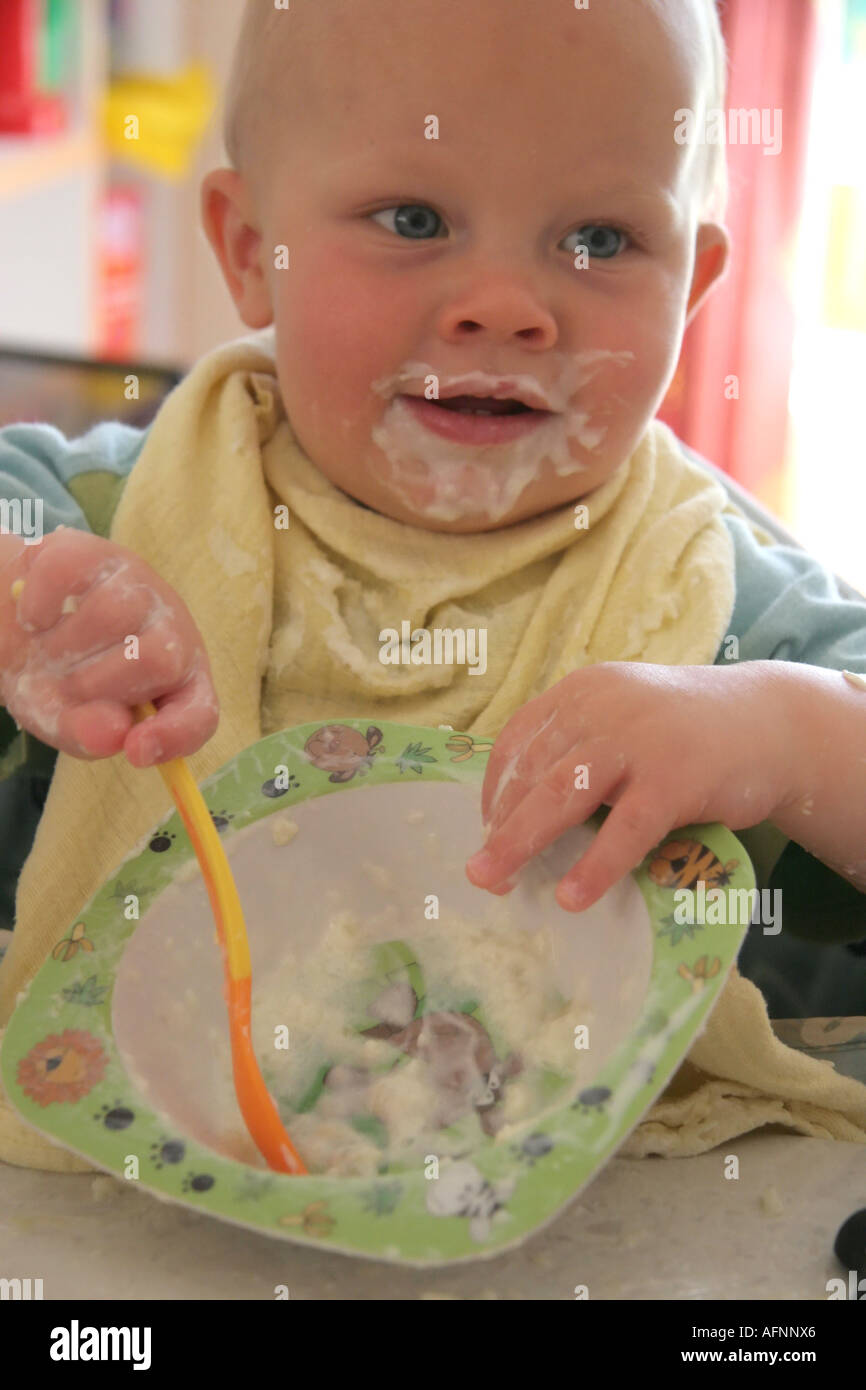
[685,221,731,324]
[200,168,273,329]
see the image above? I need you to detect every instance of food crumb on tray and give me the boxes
[360,859,396,891]
[271,817,300,846]
[759,1185,785,1217]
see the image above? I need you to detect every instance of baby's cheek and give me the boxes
[277,244,403,394]
[601,332,678,437]
[274,271,348,403]
[273,247,423,481]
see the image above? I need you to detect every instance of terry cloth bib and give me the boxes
[1,329,864,1169]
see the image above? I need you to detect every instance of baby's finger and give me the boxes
[59,700,135,759]
[2,668,131,756]
[479,707,535,828]
[60,624,195,707]
[123,662,219,767]
[468,750,609,887]
[481,697,569,829]
[14,530,123,632]
[37,573,158,662]
[554,791,668,912]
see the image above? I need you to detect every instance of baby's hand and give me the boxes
[0,528,219,766]
[465,661,797,911]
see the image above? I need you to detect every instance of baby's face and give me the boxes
[209,0,727,533]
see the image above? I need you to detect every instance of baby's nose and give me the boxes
[434,280,559,351]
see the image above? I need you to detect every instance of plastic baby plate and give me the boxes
[2,719,755,1265]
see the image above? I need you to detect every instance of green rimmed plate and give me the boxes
[1,719,755,1265]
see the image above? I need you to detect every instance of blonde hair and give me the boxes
[676,0,730,222]
[224,0,729,223]
[708,2,730,223]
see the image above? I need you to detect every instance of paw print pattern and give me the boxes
[261,774,300,798]
[182,1172,216,1194]
[150,1137,186,1169]
[148,830,176,853]
[511,1132,554,1166]
[571,1085,612,1116]
[209,810,234,832]
[94,1101,135,1130]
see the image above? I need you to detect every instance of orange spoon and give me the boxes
[131,701,307,1175]
[9,576,305,1174]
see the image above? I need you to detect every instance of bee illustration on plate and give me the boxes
[648,839,738,891]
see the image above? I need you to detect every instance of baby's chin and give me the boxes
[351,475,577,534]
[350,491,551,535]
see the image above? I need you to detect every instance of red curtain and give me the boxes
[658,0,818,502]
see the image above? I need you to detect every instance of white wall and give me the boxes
[0,169,98,353]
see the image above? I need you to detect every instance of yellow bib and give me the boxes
[2,330,863,1169]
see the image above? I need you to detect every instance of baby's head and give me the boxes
[202,0,730,533]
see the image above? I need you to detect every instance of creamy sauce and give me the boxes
[112,780,652,1176]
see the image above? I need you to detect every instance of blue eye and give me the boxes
[370,204,443,239]
[570,225,628,259]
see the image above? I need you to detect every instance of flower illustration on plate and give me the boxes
[17,1030,107,1105]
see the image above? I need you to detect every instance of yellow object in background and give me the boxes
[823,184,866,333]
[103,64,215,180]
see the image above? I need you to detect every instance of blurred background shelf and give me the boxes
[0,0,864,593]
[0,128,101,197]
[0,0,245,364]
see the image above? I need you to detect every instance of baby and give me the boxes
[0,0,865,972]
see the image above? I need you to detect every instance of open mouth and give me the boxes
[396,392,554,446]
[434,396,535,416]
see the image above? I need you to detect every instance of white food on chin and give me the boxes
[370,396,591,522]
[369,350,634,522]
